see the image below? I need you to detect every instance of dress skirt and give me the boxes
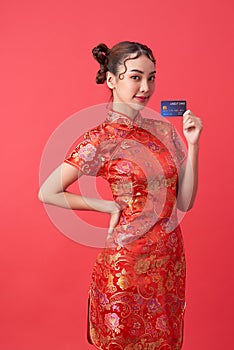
[87,222,186,350]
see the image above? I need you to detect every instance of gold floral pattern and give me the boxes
[65,109,187,349]
[117,274,131,290]
[134,259,151,275]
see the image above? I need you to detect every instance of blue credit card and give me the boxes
[161,100,187,117]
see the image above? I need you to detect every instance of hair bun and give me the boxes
[92,43,110,65]
[92,43,110,84]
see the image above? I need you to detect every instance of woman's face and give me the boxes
[107,54,156,116]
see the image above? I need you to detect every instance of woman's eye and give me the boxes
[131,76,141,80]
[130,75,155,81]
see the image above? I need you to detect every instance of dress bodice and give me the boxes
[65,109,186,246]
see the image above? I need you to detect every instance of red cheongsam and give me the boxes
[65,109,187,350]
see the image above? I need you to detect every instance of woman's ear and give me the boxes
[106,72,116,90]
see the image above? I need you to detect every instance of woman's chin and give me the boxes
[129,101,148,111]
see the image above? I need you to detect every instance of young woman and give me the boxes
[39,41,203,349]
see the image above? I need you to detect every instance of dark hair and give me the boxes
[92,41,156,84]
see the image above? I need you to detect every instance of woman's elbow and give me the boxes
[176,200,194,212]
[38,188,47,203]
[38,187,53,204]
[177,205,193,213]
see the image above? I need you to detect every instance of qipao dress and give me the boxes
[64,109,187,350]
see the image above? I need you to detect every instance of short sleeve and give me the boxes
[64,125,104,176]
[142,118,186,169]
[170,124,187,168]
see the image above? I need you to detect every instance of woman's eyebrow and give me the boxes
[130,69,156,74]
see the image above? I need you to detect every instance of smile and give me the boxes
[134,96,149,103]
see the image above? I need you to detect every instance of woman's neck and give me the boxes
[111,102,139,120]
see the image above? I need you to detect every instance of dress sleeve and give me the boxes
[64,125,105,176]
[170,124,187,168]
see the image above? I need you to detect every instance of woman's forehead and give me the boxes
[123,55,155,72]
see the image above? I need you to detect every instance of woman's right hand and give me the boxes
[106,201,122,238]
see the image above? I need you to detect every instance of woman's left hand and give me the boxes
[183,110,203,145]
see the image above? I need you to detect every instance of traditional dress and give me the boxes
[65,109,187,350]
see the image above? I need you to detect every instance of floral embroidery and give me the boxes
[146,141,160,152]
[174,260,183,276]
[117,274,131,290]
[115,232,135,247]
[161,217,170,231]
[165,271,175,291]
[99,293,109,306]
[66,110,186,349]
[133,321,141,329]
[115,160,134,174]
[147,298,160,313]
[112,304,121,312]
[104,312,120,331]
[76,143,96,161]
[134,259,150,274]
[156,315,170,333]
[167,232,178,250]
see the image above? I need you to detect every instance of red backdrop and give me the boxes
[1,0,233,349]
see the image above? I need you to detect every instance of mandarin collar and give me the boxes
[105,109,143,128]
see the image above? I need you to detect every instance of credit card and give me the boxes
[161,100,187,117]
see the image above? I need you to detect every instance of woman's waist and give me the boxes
[104,223,183,255]
[116,211,179,230]
[117,197,177,219]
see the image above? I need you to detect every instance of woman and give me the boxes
[39,41,203,349]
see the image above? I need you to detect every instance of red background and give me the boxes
[1,0,233,349]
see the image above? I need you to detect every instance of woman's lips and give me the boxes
[134,96,149,103]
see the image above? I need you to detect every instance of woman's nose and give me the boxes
[140,79,149,93]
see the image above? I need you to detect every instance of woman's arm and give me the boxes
[176,110,203,212]
[38,162,121,234]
